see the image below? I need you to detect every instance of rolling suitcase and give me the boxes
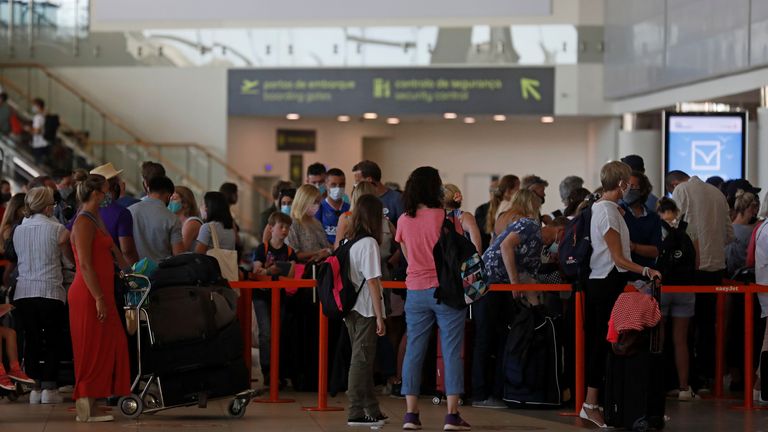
[433,321,472,405]
[604,280,666,431]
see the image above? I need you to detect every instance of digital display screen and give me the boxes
[664,112,747,181]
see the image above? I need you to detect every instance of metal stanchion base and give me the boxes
[253,398,295,404]
[302,406,344,411]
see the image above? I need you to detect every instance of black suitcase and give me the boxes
[159,359,249,407]
[144,320,244,375]
[604,280,666,431]
[152,253,226,288]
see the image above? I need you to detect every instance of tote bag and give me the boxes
[206,222,239,282]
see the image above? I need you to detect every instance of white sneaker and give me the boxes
[754,389,768,405]
[41,389,64,404]
[678,387,699,402]
[29,390,42,404]
[58,385,74,393]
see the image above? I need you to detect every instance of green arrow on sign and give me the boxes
[520,77,541,101]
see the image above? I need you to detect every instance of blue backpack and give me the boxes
[559,204,594,282]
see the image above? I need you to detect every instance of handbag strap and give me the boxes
[209,222,222,249]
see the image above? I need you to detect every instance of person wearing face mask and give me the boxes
[521,175,551,225]
[69,175,132,422]
[11,186,75,405]
[620,171,662,281]
[128,176,184,262]
[286,184,331,263]
[88,163,138,265]
[259,180,294,234]
[580,162,661,428]
[169,186,203,252]
[315,168,350,244]
[306,162,328,196]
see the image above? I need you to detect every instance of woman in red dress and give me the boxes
[69,174,131,422]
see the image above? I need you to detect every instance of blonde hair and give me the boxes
[487,174,520,232]
[600,161,632,191]
[291,184,322,221]
[174,185,200,217]
[442,184,462,209]
[734,189,758,215]
[350,181,377,210]
[505,189,542,220]
[24,187,54,216]
[76,174,107,204]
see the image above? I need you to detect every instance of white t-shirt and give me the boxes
[348,237,386,318]
[589,200,631,279]
[32,113,48,149]
[754,222,768,318]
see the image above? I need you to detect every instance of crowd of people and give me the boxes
[0,152,767,431]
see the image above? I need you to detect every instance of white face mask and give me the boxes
[328,187,344,201]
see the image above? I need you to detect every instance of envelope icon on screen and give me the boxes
[691,141,721,171]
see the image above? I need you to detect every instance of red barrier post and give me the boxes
[714,293,726,398]
[574,289,585,415]
[744,288,754,410]
[236,288,253,382]
[254,285,295,404]
[303,302,343,412]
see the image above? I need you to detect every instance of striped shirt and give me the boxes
[12,214,66,303]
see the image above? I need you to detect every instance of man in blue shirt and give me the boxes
[316,168,350,244]
[352,160,403,225]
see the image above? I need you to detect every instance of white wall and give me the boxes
[52,66,228,156]
[228,117,610,215]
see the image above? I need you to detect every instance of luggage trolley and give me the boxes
[117,274,256,419]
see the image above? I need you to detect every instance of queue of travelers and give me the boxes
[0,153,767,431]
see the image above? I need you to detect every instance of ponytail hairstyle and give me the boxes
[346,194,383,245]
[734,189,758,216]
[76,174,107,204]
[23,186,54,217]
[486,174,519,233]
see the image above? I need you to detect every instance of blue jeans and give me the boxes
[402,288,466,396]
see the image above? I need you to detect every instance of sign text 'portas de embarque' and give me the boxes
[228,68,554,116]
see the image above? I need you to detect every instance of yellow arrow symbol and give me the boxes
[520,77,541,101]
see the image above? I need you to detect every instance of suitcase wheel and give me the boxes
[431,396,441,405]
[227,398,248,418]
[143,392,161,410]
[118,394,144,419]
[632,418,649,432]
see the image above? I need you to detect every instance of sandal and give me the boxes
[579,403,609,428]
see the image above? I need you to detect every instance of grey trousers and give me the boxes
[345,311,382,419]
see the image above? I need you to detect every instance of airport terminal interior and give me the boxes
[3,0,768,431]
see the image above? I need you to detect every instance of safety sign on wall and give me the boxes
[228,67,554,116]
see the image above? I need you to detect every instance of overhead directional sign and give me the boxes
[228,68,554,116]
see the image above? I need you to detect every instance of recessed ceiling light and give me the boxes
[443,112,458,120]
[337,115,351,122]
[541,116,554,124]
[363,112,378,120]
[386,117,400,125]
[286,113,300,120]
[463,117,476,124]
[493,115,507,122]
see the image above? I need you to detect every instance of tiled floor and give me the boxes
[2,389,767,431]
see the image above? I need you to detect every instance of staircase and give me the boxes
[0,63,268,231]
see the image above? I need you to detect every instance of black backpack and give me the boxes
[433,214,489,310]
[317,237,368,320]
[43,114,60,142]
[657,219,696,285]
[559,203,594,282]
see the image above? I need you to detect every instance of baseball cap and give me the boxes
[620,155,645,173]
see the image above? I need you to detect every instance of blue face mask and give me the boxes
[168,200,182,213]
[281,205,291,215]
[317,184,327,195]
[99,193,112,208]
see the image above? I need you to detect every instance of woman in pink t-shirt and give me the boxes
[395,167,470,431]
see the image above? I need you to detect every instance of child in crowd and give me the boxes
[343,194,387,427]
[251,212,297,384]
[0,323,36,390]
